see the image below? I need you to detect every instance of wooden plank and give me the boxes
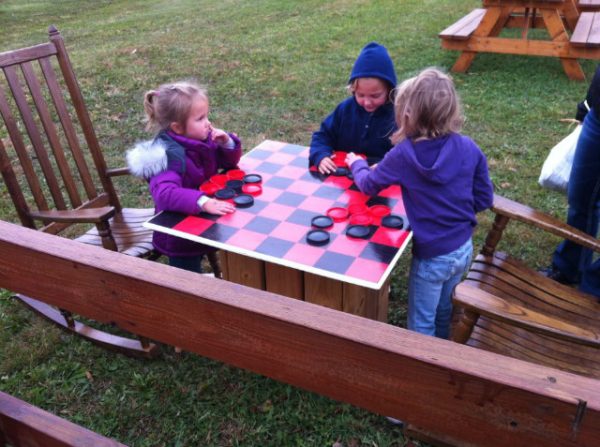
[3,65,67,210]
[1,221,600,446]
[223,252,265,289]
[343,282,381,320]
[265,262,304,299]
[39,56,97,200]
[0,391,126,447]
[0,43,56,68]
[21,61,82,207]
[304,273,343,310]
[439,9,487,40]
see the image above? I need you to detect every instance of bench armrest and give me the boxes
[453,282,600,348]
[105,167,130,177]
[29,207,116,224]
[492,194,600,254]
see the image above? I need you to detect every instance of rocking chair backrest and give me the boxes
[0,25,120,235]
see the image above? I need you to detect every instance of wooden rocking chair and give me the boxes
[0,26,218,357]
[451,194,600,379]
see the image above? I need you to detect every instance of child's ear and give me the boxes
[170,121,184,135]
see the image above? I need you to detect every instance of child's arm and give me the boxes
[215,132,242,170]
[150,171,233,216]
[347,152,395,196]
[472,153,494,213]
[309,108,341,173]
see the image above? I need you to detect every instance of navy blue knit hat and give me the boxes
[349,42,397,88]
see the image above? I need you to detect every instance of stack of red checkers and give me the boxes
[200,182,220,196]
[333,151,348,167]
[369,204,391,218]
[226,169,246,180]
[348,203,368,215]
[326,207,349,222]
[349,213,372,226]
[210,174,228,187]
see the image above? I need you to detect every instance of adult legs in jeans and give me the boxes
[552,110,600,297]
[407,239,473,339]
[169,255,204,273]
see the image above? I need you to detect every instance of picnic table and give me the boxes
[439,0,600,80]
[144,140,412,322]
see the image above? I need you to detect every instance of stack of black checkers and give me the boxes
[214,173,263,209]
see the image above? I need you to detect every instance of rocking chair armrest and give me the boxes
[492,194,600,254]
[453,282,600,348]
[29,206,116,224]
[105,167,130,177]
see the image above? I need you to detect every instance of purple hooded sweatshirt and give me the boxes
[127,130,242,257]
[350,133,494,259]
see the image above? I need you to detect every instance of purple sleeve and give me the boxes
[350,157,395,197]
[472,151,494,213]
[217,133,242,170]
[149,170,203,215]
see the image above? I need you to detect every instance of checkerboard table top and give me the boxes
[144,140,412,289]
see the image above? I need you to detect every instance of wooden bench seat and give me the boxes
[571,11,600,46]
[455,253,600,379]
[450,194,600,381]
[439,8,486,40]
[578,0,600,12]
[0,391,125,446]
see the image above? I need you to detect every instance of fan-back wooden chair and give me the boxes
[0,26,219,356]
[451,194,600,379]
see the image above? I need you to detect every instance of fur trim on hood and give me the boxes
[126,140,168,179]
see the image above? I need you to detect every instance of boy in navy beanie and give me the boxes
[309,42,398,173]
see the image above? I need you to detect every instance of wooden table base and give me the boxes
[219,251,390,322]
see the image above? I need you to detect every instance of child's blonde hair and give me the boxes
[390,68,463,144]
[143,80,208,133]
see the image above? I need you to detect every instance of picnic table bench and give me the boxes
[440,0,600,80]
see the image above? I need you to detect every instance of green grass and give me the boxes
[0,0,594,445]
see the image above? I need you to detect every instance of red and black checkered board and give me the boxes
[145,140,412,289]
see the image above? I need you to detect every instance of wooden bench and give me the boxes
[578,0,600,12]
[439,8,486,40]
[451,194,600,381]
[571,11,600,46]
[0,391,125,446]
[0,220,599,446]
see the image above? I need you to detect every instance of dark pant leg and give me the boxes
[552,110,600,292]
[169,255,204,273]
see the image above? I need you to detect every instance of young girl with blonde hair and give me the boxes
[346,68,494,339]
[127,80,241,272]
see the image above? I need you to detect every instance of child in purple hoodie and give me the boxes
[127,80,241,272]
[347,68,494,339]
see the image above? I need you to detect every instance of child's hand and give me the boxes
[318,156,337,174]
[345,152,361,167]
[211,127,231,146]
[203,198,235,215]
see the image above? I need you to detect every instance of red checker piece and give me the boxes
[326,207,349,222]
[369,204,391,218]
[210,174,228,187]
[349,213,372,226]
[333,151,348,167]
[200,182,220,196]
[242,183,262,196]
[226,169,246,180]
[348,203,368,215]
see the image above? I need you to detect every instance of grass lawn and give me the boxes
[0,0,594,445]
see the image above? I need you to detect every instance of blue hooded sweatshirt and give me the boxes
[309,42,397,167]
[350,133,494,259]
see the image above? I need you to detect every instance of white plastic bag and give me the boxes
[538,125,582,193]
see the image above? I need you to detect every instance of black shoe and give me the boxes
[538,266,578,285]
